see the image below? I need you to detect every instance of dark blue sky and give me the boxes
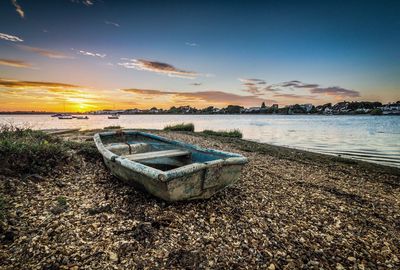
[0,0,399,111]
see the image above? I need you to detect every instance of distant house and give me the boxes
[125,109,142,114]
[92,109,124,115]
[243,107,261,113]
[381,103,400,115]
[300,104,313,113]
[324,107,333,114]
[149,108,159,113]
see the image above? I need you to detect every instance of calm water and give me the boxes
[1,114,399,168]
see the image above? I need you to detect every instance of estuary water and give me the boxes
[1,114,399,168]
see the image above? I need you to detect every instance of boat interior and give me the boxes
[101,132,226,171]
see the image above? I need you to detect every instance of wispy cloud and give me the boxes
[0,78,82,93]
[273,93,319,100]
[309,86,360,98]
[239,78,267,95]
[239,78,359,100]
[105,21,120,27]
[70,0,95,6]
[185,42,198,47]
[0,32,23,42]
[78,50,106,58]
[0,59,32,68]
[18,45,74,59]
[239,78,266,84]
[279,80,319,88]
[123,88,269,106]
[118,59,198,79]
[11,0,24,18]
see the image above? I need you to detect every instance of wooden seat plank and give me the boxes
[123,149,190,161]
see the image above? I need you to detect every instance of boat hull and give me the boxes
[94,131,248,201]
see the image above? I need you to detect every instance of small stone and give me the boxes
[109,252,118,262]
[336,263,345,270]
[326,235,334,242]
[268,263,275,270]
[348,256,356,262]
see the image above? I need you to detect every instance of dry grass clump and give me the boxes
[103,125,121,129]
[164,123,195,132]
[202,129,243,138]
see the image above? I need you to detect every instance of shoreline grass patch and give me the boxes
[164,123,195,132]
[202,129,243,138]
[63,140,101,161]
[0,125,69,176]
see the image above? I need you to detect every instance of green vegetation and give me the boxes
[0,125,102,176]
[51,195,69,215]
[0,125,69,176]
[202,129,243,138]
[63,140,101,161]
[56,196,67,206]
[164,123,195,132]
[0,195,5,220]
[370,108,383,115]
[103,125,121,129]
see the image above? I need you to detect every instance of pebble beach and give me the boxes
[1,130,399,269]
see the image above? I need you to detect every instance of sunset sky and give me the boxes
[0,0,399,112]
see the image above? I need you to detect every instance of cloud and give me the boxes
[118,59,198,79]
[0,32,23,42]
[309,86,360,98]
[0,78,82,94]
[70,0,95,6]
[239,78,267,95]
[0,59,32,68]
[18,45,74,59]
[78,50,106,58]
[263,85,280,92]
[11,0,24,18]
[238,78,359,103]
[105,21,120,27]
[279,80,319,88]
[185,42,198,47]
[239,78,266,84]
[122,88,269,106]
[273,93,319,100]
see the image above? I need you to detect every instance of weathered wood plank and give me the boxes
[123,149,190,161]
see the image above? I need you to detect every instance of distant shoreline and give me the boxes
[0,112,399,116]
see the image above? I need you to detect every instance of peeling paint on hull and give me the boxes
[94,131,248,201]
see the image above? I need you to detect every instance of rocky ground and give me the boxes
[0,130,399,269]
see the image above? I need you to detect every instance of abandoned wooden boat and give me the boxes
[94,131,248,201]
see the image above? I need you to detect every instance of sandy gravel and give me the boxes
[0,130,399,269]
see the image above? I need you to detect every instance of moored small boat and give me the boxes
[108,113,119,119]
[74,115,89,119]
[58,114,73,119]
[94,131,248,201]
